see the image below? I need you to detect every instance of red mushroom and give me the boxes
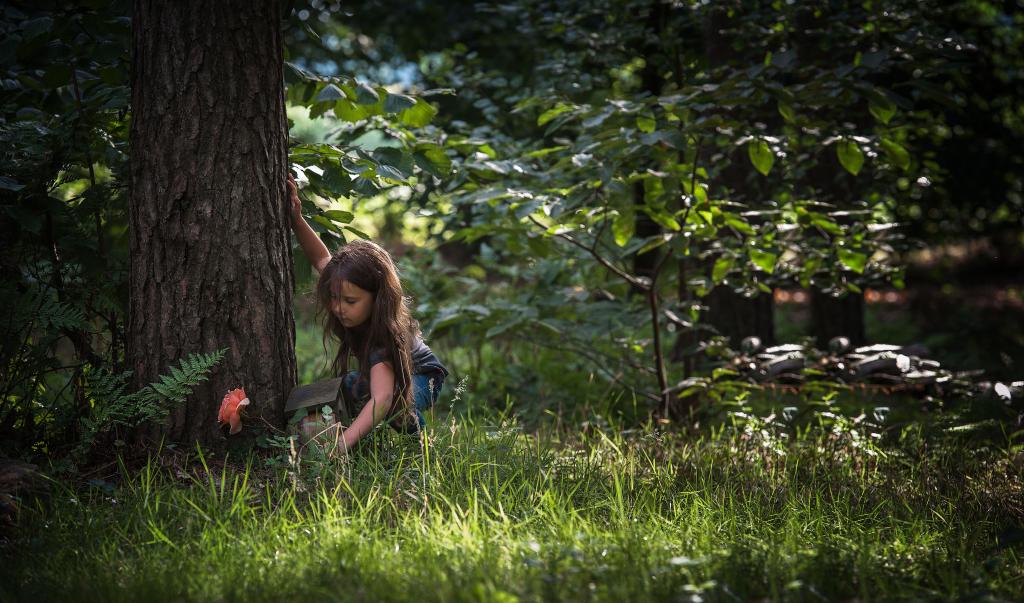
[217,388,249,435]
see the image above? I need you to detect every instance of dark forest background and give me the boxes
[1,0,1022,461]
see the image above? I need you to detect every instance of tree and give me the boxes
[128,0,296,444]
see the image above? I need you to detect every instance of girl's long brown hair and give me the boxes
[316,240,420,421]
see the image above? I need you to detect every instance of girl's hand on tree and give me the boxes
[286,175,302,224]
[287,173,331,273]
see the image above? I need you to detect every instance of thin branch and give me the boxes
[647,250,673,415]
[527,215,648,290]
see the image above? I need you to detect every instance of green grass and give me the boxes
[2,405,1022,602]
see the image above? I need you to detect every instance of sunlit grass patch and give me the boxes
[2,410,1022,602]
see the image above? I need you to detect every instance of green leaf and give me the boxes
[376,164,408,182]
[322,167,352,196]
[749,249,778,274]
[647,209,681,231]
[868,94,897,124]
[724,217,755,237]
[712,367,739,380]
[860,50,889,69]
[382,92,417,113]
[374,147,414,176]
[777,101,795,123]
[323,210,354,223]
[398,99,437,127]
[485,317,522,339]
[693,183,708,205]
[809,213,843,235]
[800,256,820,288]
[880,139,910,170]
[748,139,774,176]
[355,81,380,105]
[582,105,614,128]
[316,83,345,102]
[98,66,124,85]
[637,234,670,255]
[636,114,656,133]
[288,410,307,426]
[344,225,371,239]
[340,158,370,174]
[537,103,573,126]
[711,255,734,283]
[836,139,864,176]
[525,145,568,159]
[352,176,379,196]
[612,209,635,247]
[335,99,369,122]
[414,144,452,178]
[527,236,551,257]
[837,248,868,274]
[312,214,343,234]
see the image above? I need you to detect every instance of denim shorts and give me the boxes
[339,370,444,433]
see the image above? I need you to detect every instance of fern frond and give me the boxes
[86,367,133,406]
[78,348,228,455]
[141,347,228,406]
[1,288,90,334]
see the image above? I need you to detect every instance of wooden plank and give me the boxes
[285,377,344,414]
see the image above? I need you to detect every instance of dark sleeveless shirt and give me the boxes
[367,336,448,377]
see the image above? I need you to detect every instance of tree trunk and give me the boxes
[793,5,866,345]
[697,5,775,348]
[810,290,865,349]
[705,286,775,348]
[128,0,295,446]
[629,0,667,296]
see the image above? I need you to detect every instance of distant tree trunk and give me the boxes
[810,291,865,348]
[629,0,668,296]
[698,5,774,347]
[793,5,866,345]
[128,0,295,445]
[705,286,775,348]
[801,132,868,348]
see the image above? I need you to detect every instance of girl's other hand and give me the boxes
[287,175,302,223]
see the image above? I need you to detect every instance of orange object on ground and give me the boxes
[217,388,249,435]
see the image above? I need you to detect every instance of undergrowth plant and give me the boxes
[76,348,228,458]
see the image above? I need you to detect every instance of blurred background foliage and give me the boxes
[1,0,1022,464]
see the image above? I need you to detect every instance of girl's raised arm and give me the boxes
[287,175,331,274]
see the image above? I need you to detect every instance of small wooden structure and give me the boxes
[284,377,352,423]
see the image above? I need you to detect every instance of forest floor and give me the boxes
[3,258,1022,602]
[2,408,1022,602]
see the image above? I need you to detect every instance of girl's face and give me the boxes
[330,279,373,328]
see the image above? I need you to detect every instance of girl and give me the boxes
[287,176,447,453]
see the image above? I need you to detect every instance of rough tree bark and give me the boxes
[128,0,295,445]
